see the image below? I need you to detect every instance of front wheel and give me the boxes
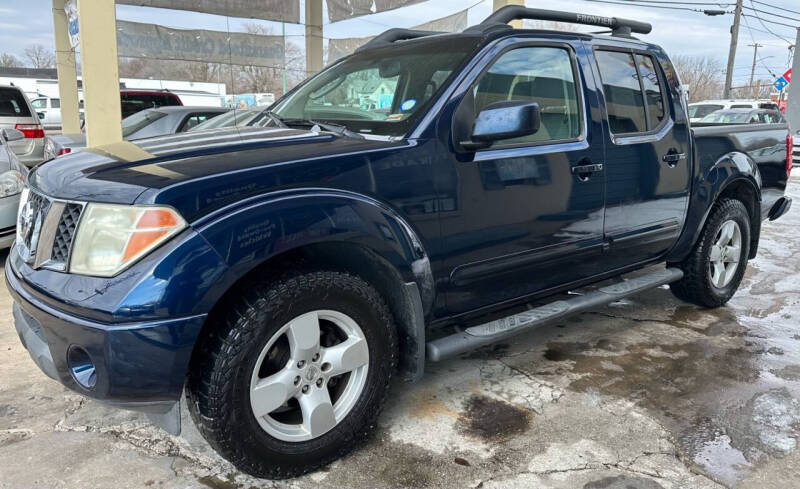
[186,270,398,479]
[670,198,751,308]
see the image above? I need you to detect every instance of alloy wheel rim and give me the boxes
[249,310,369,442]
[708,219,742,289]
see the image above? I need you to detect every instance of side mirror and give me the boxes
[1,128,25,143]
[461,101,541,151]
[38,112,45,120]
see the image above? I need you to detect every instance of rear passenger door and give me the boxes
[592,46,691,269]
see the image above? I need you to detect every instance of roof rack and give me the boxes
[356,28,443,52]
[471,6,652,37]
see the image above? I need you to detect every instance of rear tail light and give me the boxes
[57,147,71,156]
[787,133,793,177]
[14,123,44,139]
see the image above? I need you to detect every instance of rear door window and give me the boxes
[595,50,668,135]
[0,88,32,117]
[730,104,752,109]
[52,98,60,109]
[635,54,665,129]
[595,50,648,134]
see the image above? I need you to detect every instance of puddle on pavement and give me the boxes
[583,475,665,489]
[531,296,800,486]
[458,394,532,442]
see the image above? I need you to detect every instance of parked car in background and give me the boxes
[0,85,45,167]
[794,131,800,167]
[45,106,229,159]
[689,99,780,122]
[0,128,29,248]
[698,108,786,124]
[120,89,183,119]
[188,107,265,132]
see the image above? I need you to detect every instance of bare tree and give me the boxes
[671,55,724,102]
[24,44,56,69]
[731,79,775,100]
[238,23,305,96]
[0,53,20,68]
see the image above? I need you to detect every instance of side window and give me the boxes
[635,54,664,129]
[472,46,580,145]
[595,50,668,135]
[595,50,647,133]
[51,98,60,109]
[31,98,46,109]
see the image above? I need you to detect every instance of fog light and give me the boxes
[67,346,96,389]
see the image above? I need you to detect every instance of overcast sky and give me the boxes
[1,0,797,86]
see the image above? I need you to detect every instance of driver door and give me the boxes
[437,40,608,315]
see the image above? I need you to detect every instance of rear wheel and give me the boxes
[187,270,397,479]
[670,198,750,307]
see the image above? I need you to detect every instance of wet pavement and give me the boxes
[1,175,799,489]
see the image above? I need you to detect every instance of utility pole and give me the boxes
[724,0,743,99]
[749,43,762,97]
[787,28,800,131]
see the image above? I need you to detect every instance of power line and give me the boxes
[751,0,800,16]
[743,14,799,30]
[742,5,800,23]
[582,0,733,13]
[595,0,732,4]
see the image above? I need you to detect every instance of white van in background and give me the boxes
[688,99,780,123]
[30,96,85,129]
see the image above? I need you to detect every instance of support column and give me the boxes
[493,0,525,29]
[76,0,122,147]
[786,29,800,132]
[305,0,323,75]
[52,0,80,134]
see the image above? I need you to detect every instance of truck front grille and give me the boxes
[18,190,84,271]
[50,203,83,265]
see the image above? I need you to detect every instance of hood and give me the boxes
[29,126,403,216]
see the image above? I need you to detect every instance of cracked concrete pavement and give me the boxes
[1,175,799,489]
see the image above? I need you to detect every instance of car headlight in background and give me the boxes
[0,170,25,198]
[70,204,186,277]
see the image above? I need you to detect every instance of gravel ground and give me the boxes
[1,175,799,489]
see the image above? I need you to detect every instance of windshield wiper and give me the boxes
[261,110,288,128]
[284,118,364,140]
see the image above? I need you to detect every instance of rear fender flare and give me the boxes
[667,152,761,262]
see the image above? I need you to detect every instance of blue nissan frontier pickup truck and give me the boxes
[7,7,793,478]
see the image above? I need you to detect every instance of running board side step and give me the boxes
[426,267,684,362]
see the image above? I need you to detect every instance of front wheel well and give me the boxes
[717,180,761,259]
[192,242,425,384]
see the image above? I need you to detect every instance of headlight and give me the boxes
[0,170,24,198]
[70,203,186,277]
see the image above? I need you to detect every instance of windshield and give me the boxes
[700,111,752,124]
[688,104,723,119]
[122,109,167,138]
[270,37,480,137]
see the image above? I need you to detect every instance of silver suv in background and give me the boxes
[0,128,29,248]
[0,85,45,167]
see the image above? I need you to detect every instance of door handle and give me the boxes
[571,163,603,181]
[662,151,686,167]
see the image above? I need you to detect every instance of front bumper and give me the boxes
[6,257,207,409]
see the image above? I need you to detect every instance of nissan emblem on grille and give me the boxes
[17,194,49,264]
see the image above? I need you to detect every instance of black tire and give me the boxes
[670,198,751,308]
[186,270,398,479]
